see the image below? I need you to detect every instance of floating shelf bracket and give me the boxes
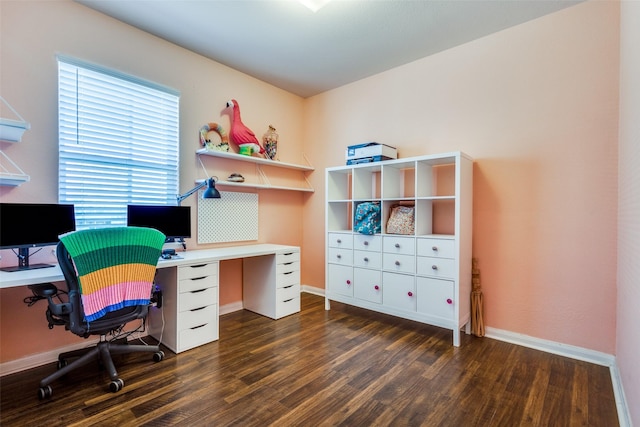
[0,96,31,143]
[0,150,30,186]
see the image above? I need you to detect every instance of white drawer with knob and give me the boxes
[353,234,382,251]
[416,256,456,279]
[328,233,353,249]
[417,238,455,259]
[383,236,415,256]
[353,249,382,269]
[328,247,353,265]
[382,253,415,274]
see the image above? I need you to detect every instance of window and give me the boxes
[58,56,180,230]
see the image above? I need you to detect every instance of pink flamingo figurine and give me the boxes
[225,99,265,156]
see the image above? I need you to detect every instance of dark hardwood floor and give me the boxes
[1,293,618,426]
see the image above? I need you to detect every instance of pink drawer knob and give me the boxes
[374,285,379,290]
[407,291,413,297]
[346,280,351,285]
[447,298,453,304]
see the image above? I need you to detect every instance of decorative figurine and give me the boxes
[263,125,278,160]
[199,122,229,152]
[225,99,265,156]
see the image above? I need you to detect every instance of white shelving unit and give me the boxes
[196,149,314,192]
[325,152,473,346]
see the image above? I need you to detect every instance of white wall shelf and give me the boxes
[196,149,314,171]
[196,148,315,193]
[196,178,314,193]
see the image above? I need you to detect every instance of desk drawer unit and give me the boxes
[148,261,219,354]
[243,249,301,320]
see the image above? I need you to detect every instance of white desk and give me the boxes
[0,244,301,354]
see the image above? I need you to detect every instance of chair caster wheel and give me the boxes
[109,378,124,393]
[38,385,52,400]
[153,351,164,362]
[57,359,68,370]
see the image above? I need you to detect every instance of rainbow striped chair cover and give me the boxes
[59,226,166,322]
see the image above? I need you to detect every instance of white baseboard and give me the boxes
[0,339,100,377]
[484,326,615,366]
[301,285,325,297]
[0,332,156,377]
[219,300,243,315]
[485,327,630,427]
[609,363,633,427]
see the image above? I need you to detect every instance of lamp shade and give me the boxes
[203,177,221,199]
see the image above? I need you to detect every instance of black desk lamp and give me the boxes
[177,177,221,206]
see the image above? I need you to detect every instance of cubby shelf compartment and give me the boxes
[196,149,314,193]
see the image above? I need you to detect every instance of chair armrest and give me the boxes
[27,283,72,316]
[28,283,59,298]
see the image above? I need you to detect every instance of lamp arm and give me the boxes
[177,180,208,205]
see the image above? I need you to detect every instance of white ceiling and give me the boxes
[76,0,582,98]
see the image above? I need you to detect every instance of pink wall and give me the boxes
[302,1,620,354]
[616,1,640,424]
[0,0,305,363]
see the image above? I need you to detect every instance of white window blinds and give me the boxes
[58,57,180,230]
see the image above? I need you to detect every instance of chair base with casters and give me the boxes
[30,283,165,399]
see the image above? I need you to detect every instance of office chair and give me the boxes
[29,226,166,399]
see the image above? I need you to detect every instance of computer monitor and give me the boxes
[0,203,76,272]
[126,205,191,244]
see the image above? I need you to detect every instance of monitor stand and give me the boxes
[0,248,55,272]
[1,263,55,272]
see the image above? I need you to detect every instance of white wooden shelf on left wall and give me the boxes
[0,97,31,186]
